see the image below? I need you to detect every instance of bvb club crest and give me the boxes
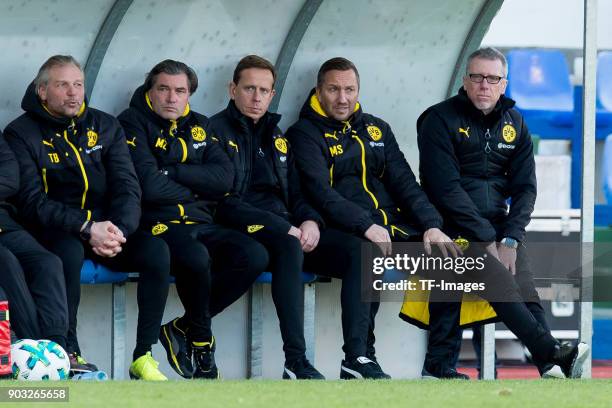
[502,124,516,143]
[152,223,168,236]
[367,125,382,141]
[86,130,98,148]
[274,138,288,154]
[191,126,207,142]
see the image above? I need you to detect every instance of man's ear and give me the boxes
[38,85,47,102]
[228,81,236,99]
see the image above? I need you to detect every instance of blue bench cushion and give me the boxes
[80,259,128,284]
[255,271,316,284]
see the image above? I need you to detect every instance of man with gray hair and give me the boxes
[413,47,589,379]
[4,55,172,379]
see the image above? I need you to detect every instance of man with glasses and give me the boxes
[414,47,588,379]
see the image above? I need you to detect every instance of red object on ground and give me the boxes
[460,361,612,379]
[0,301,10,377]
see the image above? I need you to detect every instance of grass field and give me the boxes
[1,379,611,408]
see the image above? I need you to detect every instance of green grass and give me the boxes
[1,379,611,408]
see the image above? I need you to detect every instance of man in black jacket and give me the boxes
[119,59,267,380]
[0,132,67,352]
[286,57,459,379]
[4,55,171,380]
[417,47,588,379]
[211,55,324,380]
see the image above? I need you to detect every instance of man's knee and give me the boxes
[136,237,171,280]
[240,239,269,277]
[0,246,21,275]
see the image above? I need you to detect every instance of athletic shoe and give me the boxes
[68,352,98,375]
[541,364,566,379]
[552,342,589,379]
[421,366,470,380]
[159,318,193,378]
[129,352,168,381]
[282,358,325,380]
[193,337,220,379]
[340,356,391,379]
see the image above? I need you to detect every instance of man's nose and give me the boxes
[167,90,178,103]
[252,89,262,102]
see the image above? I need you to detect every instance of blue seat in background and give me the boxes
[602,134,612,205]
[506,49,575,138]
[597,51,612,128]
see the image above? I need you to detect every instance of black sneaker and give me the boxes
[68,352,98,376]
[421,366,470,380]
[552,341,589,379]
[283,358,325,380]
[159,318,193,378]
[192,337,220,379]
[340,356,391,380]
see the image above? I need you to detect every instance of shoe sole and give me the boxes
[283,368,297,380]
[569,343,590,379]
[541,365,566,379]
[340,365,363,380]
[193,371,221,380]
[159,325,192,379]
[340,366,390,380]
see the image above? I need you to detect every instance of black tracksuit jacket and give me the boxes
[210,100,322,235]
[286,89,442,238]
[416,88,536,243]
[4,83,141,236]
[117,85,234,228]
[0,131,22,233]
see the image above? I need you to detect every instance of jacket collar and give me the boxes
[129,84,192,132]
[225,99,281,136]
[299,88,363,133]
[456,87,516,120]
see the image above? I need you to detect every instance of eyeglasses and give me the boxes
[468,74,504,84]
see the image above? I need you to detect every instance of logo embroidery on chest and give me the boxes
[458,127,470,138]
[86,129,98,147]
[191,126,206,142]
[274,138,288,154]
[502,124,516,143]
[324,132,338,141]
[366,125,382,141]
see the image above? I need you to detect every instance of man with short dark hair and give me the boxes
[119,59,267,380]
[4,55,172,380]
[286,57,458,379]
[211,55,324,379]
[416,46,589,379]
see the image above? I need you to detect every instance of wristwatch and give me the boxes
[500,237,519,249]
[80,220,94,241]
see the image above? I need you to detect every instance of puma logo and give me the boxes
[126,137,136,147]
[458,127,470,138]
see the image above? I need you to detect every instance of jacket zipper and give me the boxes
[63,128,89,210]
[352,134,388,226]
